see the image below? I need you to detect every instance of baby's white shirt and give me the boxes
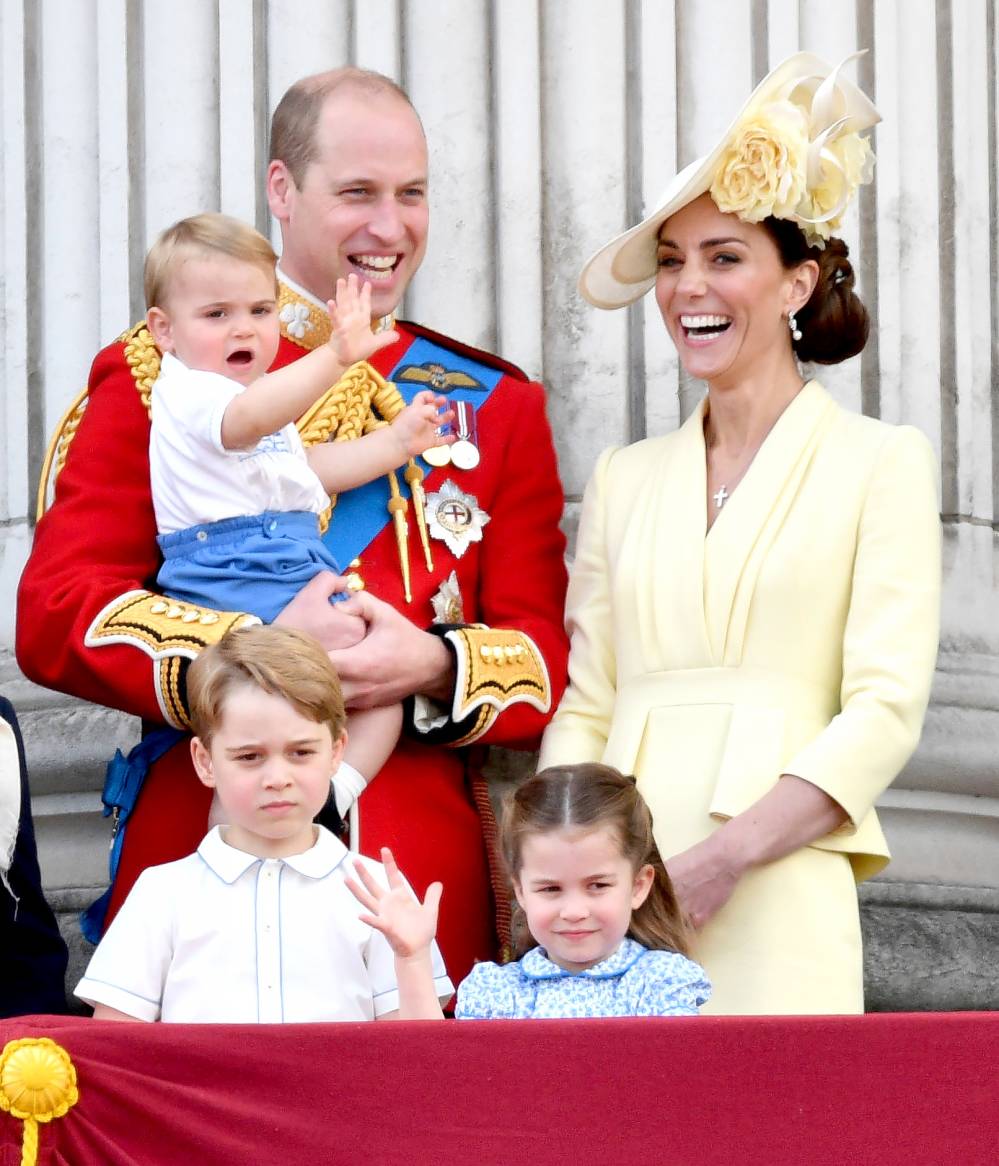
[150,352,329,534]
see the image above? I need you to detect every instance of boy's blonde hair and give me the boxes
[188,626,346,746]
[144,212,277,310]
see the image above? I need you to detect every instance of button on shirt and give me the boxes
[455,938,710,1019]
[76,826,452,1023]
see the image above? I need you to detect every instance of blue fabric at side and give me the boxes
[81,726,186,943]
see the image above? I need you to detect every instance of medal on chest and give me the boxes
[421,400,480,470]
[426,480,490,558]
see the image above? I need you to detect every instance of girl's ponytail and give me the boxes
[627,836,691,956]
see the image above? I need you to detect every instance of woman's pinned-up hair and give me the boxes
[762,219,870,364]
[501,763,691,959]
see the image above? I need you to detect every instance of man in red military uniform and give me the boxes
[16,68,568,985]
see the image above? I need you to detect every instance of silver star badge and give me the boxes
[426,480,490,558]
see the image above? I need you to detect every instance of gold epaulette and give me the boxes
[444,627,552,746]
[36,322,159,520]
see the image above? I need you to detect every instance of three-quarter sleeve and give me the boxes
[784,425,942,828]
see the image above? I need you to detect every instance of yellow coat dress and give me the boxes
[539,381,941,1014]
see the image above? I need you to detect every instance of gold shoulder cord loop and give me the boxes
[297,360,435,599]
[122,323,160,416]
[36,388,88,521]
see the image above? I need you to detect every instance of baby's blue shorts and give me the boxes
[156,510,346,624]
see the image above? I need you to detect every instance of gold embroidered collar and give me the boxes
[276,269,395,351]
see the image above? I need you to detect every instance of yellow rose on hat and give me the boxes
[796,132,875,245]
[710,101,809,223]
[579,52,881,309]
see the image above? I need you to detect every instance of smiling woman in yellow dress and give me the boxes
[539,54,942,1015]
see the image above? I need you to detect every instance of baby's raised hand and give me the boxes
[326,275,399,367]
[345,847,441,959]
[391,391,456,458]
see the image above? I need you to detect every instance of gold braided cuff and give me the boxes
[444,627,552,745]
[84,590,261,728]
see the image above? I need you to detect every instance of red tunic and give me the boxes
[16,314,569,984]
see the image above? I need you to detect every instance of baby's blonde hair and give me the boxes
[144,212,277,309]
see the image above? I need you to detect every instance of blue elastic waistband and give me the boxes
[157,511,321,558]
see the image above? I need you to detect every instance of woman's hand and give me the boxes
[667,775,849,929]
[345,847,442,959]
[666,835,743,929]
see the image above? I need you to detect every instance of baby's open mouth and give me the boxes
[227,349,253,365]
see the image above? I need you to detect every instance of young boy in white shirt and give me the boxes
[144,212,455,826]
[76,625,450,1022]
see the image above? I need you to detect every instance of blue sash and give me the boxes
[321,336,503,566]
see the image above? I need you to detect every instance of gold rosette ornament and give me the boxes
[0,1037,79,1166]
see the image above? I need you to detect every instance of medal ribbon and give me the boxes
[320,336,501,570]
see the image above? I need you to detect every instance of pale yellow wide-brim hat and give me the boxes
[579,51,881,310]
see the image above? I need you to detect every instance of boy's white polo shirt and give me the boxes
[76,825,453,1023]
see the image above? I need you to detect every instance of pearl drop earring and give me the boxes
[788,311,802,342]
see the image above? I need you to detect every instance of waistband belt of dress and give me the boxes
[615,666,834,719]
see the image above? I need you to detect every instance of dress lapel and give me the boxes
[703,381,838,664]
[635,402,713,671]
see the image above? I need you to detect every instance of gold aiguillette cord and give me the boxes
[386,470,412,603]
[404,461,434,573]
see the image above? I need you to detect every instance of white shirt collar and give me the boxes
[276,266,326,312]
[197,825,350,885]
